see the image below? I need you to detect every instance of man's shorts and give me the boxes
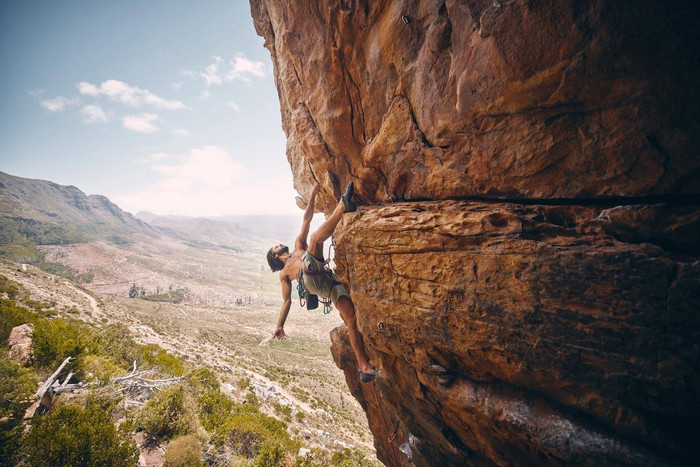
[301,252,351,305]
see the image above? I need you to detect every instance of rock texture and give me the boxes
[8,323,34,366]
[251,0,700,465]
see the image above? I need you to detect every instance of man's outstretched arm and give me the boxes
[294,183,320,251]
[274,276,293,339]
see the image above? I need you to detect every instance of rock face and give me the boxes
[251,0,699,465]
[8,324,34,366]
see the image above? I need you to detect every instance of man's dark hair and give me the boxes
[267,247,285,272]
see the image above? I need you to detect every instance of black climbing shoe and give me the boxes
[340,181,357,213]
[359,367,377,383]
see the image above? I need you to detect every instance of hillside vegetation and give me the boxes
[0,272,375,466]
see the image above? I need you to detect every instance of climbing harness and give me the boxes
[296,237,336,314]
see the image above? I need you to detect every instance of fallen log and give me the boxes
[35,356,74,401]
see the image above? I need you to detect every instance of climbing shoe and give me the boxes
[359,366,377,383]
[340,181,357,213]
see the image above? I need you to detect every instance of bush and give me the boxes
[32,318,89,369]
[164,435,204,467]
[0,298,35,344]
[197,389,234,432]
[254,441,286,467]
[329,448,374,466]
[212,405,293,460]
[18,404,138,466]
[139,384,196,441]
[187,367,220,392]
[0,354,37,465]
[82,355,123,384]
[90,323,143,368]
[141,344,185,376]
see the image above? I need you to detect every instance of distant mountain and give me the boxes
[0,171,157,245]
[134,212,311,251]
[135,212,256,251]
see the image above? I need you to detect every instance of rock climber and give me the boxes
[266,182,377,383]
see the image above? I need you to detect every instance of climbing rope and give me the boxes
[370,381,401,466]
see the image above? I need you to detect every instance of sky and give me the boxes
[0,0,301,217]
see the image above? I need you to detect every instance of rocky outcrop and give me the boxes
[8,323,34,366]
[251,0,699,465]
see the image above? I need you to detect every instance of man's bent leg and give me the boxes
[308,200,345,258]
[335,296,373,374]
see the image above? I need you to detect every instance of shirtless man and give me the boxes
[266,182,376,383]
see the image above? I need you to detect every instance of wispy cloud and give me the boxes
[171,128,190,137]
[194,54,266,88]
[226,101,241,113]
[80,105,109,123]
[112,146,296,216]
[122,113,159,133]
[226,54,266,83]
[78,80,184,110]
[40,96,80,112]
[200,56,224,86]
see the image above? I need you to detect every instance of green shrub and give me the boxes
[90,323,143,368]
[329,448,374,466]
[139,384,196,441]
[164,435,204,467]
[197,389,234,432]
[254,441,286,467]
[32,318,89,368]
[141,344,185,376]
[0,275,23,300]
[213,405,293,460]
[0,354,38,465]
[0,298,35,343]
[187,367,220,392]
[82,355,123,384]
[18,404,138,467]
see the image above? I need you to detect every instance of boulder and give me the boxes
[8,323,34,366]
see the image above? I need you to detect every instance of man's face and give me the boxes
[273,244,289,258]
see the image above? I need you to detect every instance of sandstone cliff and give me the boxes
[251,1,699,465]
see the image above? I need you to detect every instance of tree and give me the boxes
[128,283,138,298]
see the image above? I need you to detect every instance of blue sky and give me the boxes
[0,0,300,216]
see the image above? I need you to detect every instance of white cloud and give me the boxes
[28,89,45,97]
[226,54,266,83]
[122,113,159,133]
[77,80,184,110]
[200,56,223,86]
[226,101,241,113]
[200,90,212,100]
[111,146,298,216]
[171,128,190,137]
[195,54,266,88]
[40,96,80,112]
[80,105,109,123]
[170,82,182,91]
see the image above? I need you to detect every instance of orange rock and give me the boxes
[251,0,700,464]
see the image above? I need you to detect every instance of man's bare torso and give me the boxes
[279,248,306,282]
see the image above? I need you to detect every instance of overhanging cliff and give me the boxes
[250,1,700,465]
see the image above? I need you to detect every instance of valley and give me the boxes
[0,228,376,458]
